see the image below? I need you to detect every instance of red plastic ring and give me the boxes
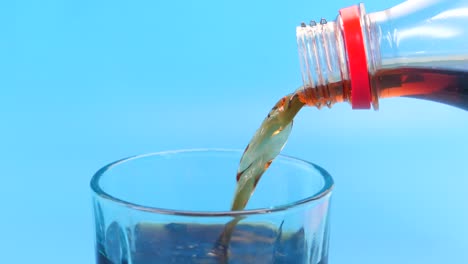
[339,5,371,109]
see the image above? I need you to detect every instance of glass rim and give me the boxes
[90,148,334,217]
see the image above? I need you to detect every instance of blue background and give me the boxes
[2,0,468,263]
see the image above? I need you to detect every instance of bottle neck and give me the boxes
[296,4,378,110]
[296,18,350,109]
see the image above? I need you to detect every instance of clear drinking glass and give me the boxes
[90,149,334,264]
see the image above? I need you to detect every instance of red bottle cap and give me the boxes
[339,5,371,109]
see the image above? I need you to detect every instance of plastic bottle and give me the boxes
[296,0,468,110]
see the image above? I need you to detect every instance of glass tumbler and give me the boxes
[90,149,333,264]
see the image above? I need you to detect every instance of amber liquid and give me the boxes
[233,68,468,212]
[227,67,468,261]
[373,67,468,110]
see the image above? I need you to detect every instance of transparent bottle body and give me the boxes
[369,0,468,71]
[297,0,468,110]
